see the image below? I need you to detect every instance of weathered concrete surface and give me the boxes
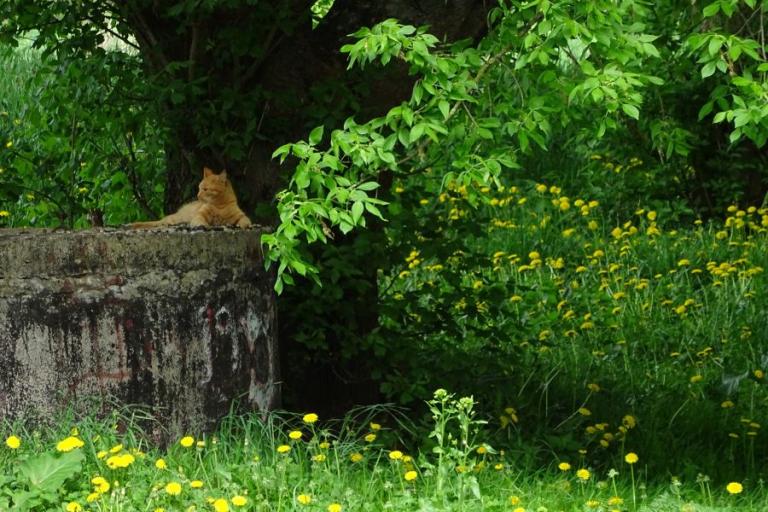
[0,227,279,433]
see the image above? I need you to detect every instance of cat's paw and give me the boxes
[237,216,252,228]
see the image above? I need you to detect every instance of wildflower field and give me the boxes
[2,390,767,512]
[4,168,768,510]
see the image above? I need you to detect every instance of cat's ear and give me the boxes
[220,170,227,180]
[203,166,214,178]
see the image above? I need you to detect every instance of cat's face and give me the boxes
[197,168,229,202]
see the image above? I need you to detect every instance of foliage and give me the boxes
[375,168,768,475]
[274,1,768,476]
[1,402,766,511]
[270,0,768,289]
[0,45,165,228]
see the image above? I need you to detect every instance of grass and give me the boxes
[2,392,767,512]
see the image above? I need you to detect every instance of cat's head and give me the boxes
[197,167,233,203]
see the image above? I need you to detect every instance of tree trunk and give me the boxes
[118,0,492,411]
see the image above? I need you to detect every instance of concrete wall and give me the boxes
[0,227,279,433]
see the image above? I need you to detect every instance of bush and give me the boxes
[374,167,768,476]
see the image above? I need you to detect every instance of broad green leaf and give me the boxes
[18,450,84,495]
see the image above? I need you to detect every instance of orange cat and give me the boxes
[130,167,252,229]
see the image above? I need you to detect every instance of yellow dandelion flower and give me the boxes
[319,441,330,449]
[165,482,182,496]
[303,413,319,424]
[56,436,84,452]
[690,374,704,383]
[91,476,110,494]
[213,498,229,512]
[625,452,639,464]
[476,446,487,455]
[726,482,743,494]
[364,433,377,443]
[5,435,20,449]
[350,452,363,462]
[297,494,312,505]
[389,450,403,460]
[155,458,167,469]
[578,407,591,416]
[312,453,326,462]
[558,462,571,471]
[328,503,342,512]
[721,400,735,408]
[66,502,83,512]
[277,444,291,454]
[576,468,591,481]
[370,422,381,431]
[106,453,135,469]
[289,430,303,440]
[622,415,637,429]
[96,450,107,459]
[86,492,100,503]
[404,470,418,481]
[231,495,247,507]
[179,436,195,448]
[190,480,204,488]
[495,463,504,470]
[755,369,765,379]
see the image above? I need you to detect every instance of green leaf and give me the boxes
[365,202,385,220]
[410,123,426,141]
[707,37,722,57]
[622,104,640,120]
[19,450,84,495]
[438,100,450,119]
[702,2,720,17]
[309,125,324,146]
[357,181,380,191]
[698,101,714,120]
[351,201,364,223]
[701,61,716,78]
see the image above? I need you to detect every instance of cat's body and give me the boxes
[130,167,252,229]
